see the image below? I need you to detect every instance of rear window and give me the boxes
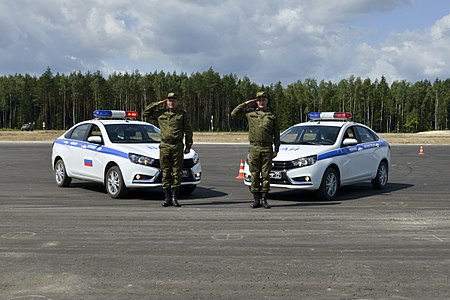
[355,126,379,143]
[65,123,90,141]
[105,124,161,143]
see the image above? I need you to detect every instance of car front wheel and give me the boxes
[316,167,339,200]
[55,159,72,187]
[105,166,129,198]
[180,185,196,195]
[372,161,388,189]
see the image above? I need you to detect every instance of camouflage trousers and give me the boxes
[160,142,184,189]
[248,145,273,193]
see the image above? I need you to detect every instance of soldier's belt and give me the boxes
[250,141,272,147]
[161,139,182,144]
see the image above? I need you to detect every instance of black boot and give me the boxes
[251,192,261,208]
[162,188,172,207]
[171,188,181,207]
[261,192,271,209]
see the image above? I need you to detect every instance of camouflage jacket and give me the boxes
[231,102,280,152]
[143,102,193,147]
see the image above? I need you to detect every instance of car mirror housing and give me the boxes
[343,138,358,146]
[87,136,103,144]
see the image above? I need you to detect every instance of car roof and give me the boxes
[80,119,155,126]
[291,120,354,128]
[96,119,151,125]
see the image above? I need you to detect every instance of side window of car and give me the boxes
[68,124,90,141]
[355,126,377,143]
[89,125,102,138]
[343,127,355,140]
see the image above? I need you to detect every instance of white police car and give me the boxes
[243,112,390,200]
[52,110,202,198]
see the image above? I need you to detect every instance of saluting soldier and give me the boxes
[231,91,280,209]
[143,92,193,207]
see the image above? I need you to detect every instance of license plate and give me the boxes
[270,171,283,179]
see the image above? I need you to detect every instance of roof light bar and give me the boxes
[308,112,352,120]
[125,111,138,118]
[93,110,138,119]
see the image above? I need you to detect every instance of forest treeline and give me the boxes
[1,67,449,133]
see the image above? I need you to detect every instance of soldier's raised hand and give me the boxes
[244,99,258,106]
[158,99,168,106]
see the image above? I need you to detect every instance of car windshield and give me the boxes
[280,125,341,145]
[105,124,161,143]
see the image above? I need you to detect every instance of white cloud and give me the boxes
[0,0,449,84]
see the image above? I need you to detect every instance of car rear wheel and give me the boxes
[372,161,388,189]
[106,166,129,198]
[316,167,339,200]
[55,159,72,187]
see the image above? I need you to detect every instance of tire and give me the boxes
[55,159,72,187]
[316,167,339,200]
[180,185,196,195]
[105,166,129,198]
[372,161,388,189]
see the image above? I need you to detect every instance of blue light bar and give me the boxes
[93,110,112,118]
[308,112,321,120]
[93,110,126,118]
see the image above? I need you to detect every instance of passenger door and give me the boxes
[353,125,380,179]
[340,126,367,184]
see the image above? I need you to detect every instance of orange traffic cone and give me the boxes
[419,145,425,155]
[236,159,245,179]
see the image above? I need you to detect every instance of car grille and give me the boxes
[148,159,197,183]
[272,160,296,170]
[271,178,291,184]
[150,159,195,169]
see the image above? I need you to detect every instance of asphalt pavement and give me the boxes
[0,142,449,299]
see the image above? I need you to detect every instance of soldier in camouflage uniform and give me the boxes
[143,92,193,207]
[231,91,280,209]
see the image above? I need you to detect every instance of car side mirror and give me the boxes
[342,138,358,146]
[88,136,103,144]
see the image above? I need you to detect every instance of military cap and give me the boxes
[256,91,266,98]
[167,92,177,99]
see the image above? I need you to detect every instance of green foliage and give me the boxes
[0,68,449,132]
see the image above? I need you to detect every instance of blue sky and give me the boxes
[351,0,449,46]
[0,0,449,85]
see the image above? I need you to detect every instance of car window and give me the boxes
[343,127,356,140]
[355,126,378,143]
[280,125,340,145]
[105,124,161,143]
[89,125,102,137]
[67,124,90,141]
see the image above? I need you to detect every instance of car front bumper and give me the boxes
[243,162,324,191]
[124,162,202,188]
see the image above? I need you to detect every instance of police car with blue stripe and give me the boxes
[243,112,390,200]
[52,110,201,198]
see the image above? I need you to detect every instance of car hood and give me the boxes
[275,144,335,161]
[106,143,197,159]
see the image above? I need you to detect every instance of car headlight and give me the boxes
[192,152,200,165]
[292,155,317,168]
[128,153,154,166]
